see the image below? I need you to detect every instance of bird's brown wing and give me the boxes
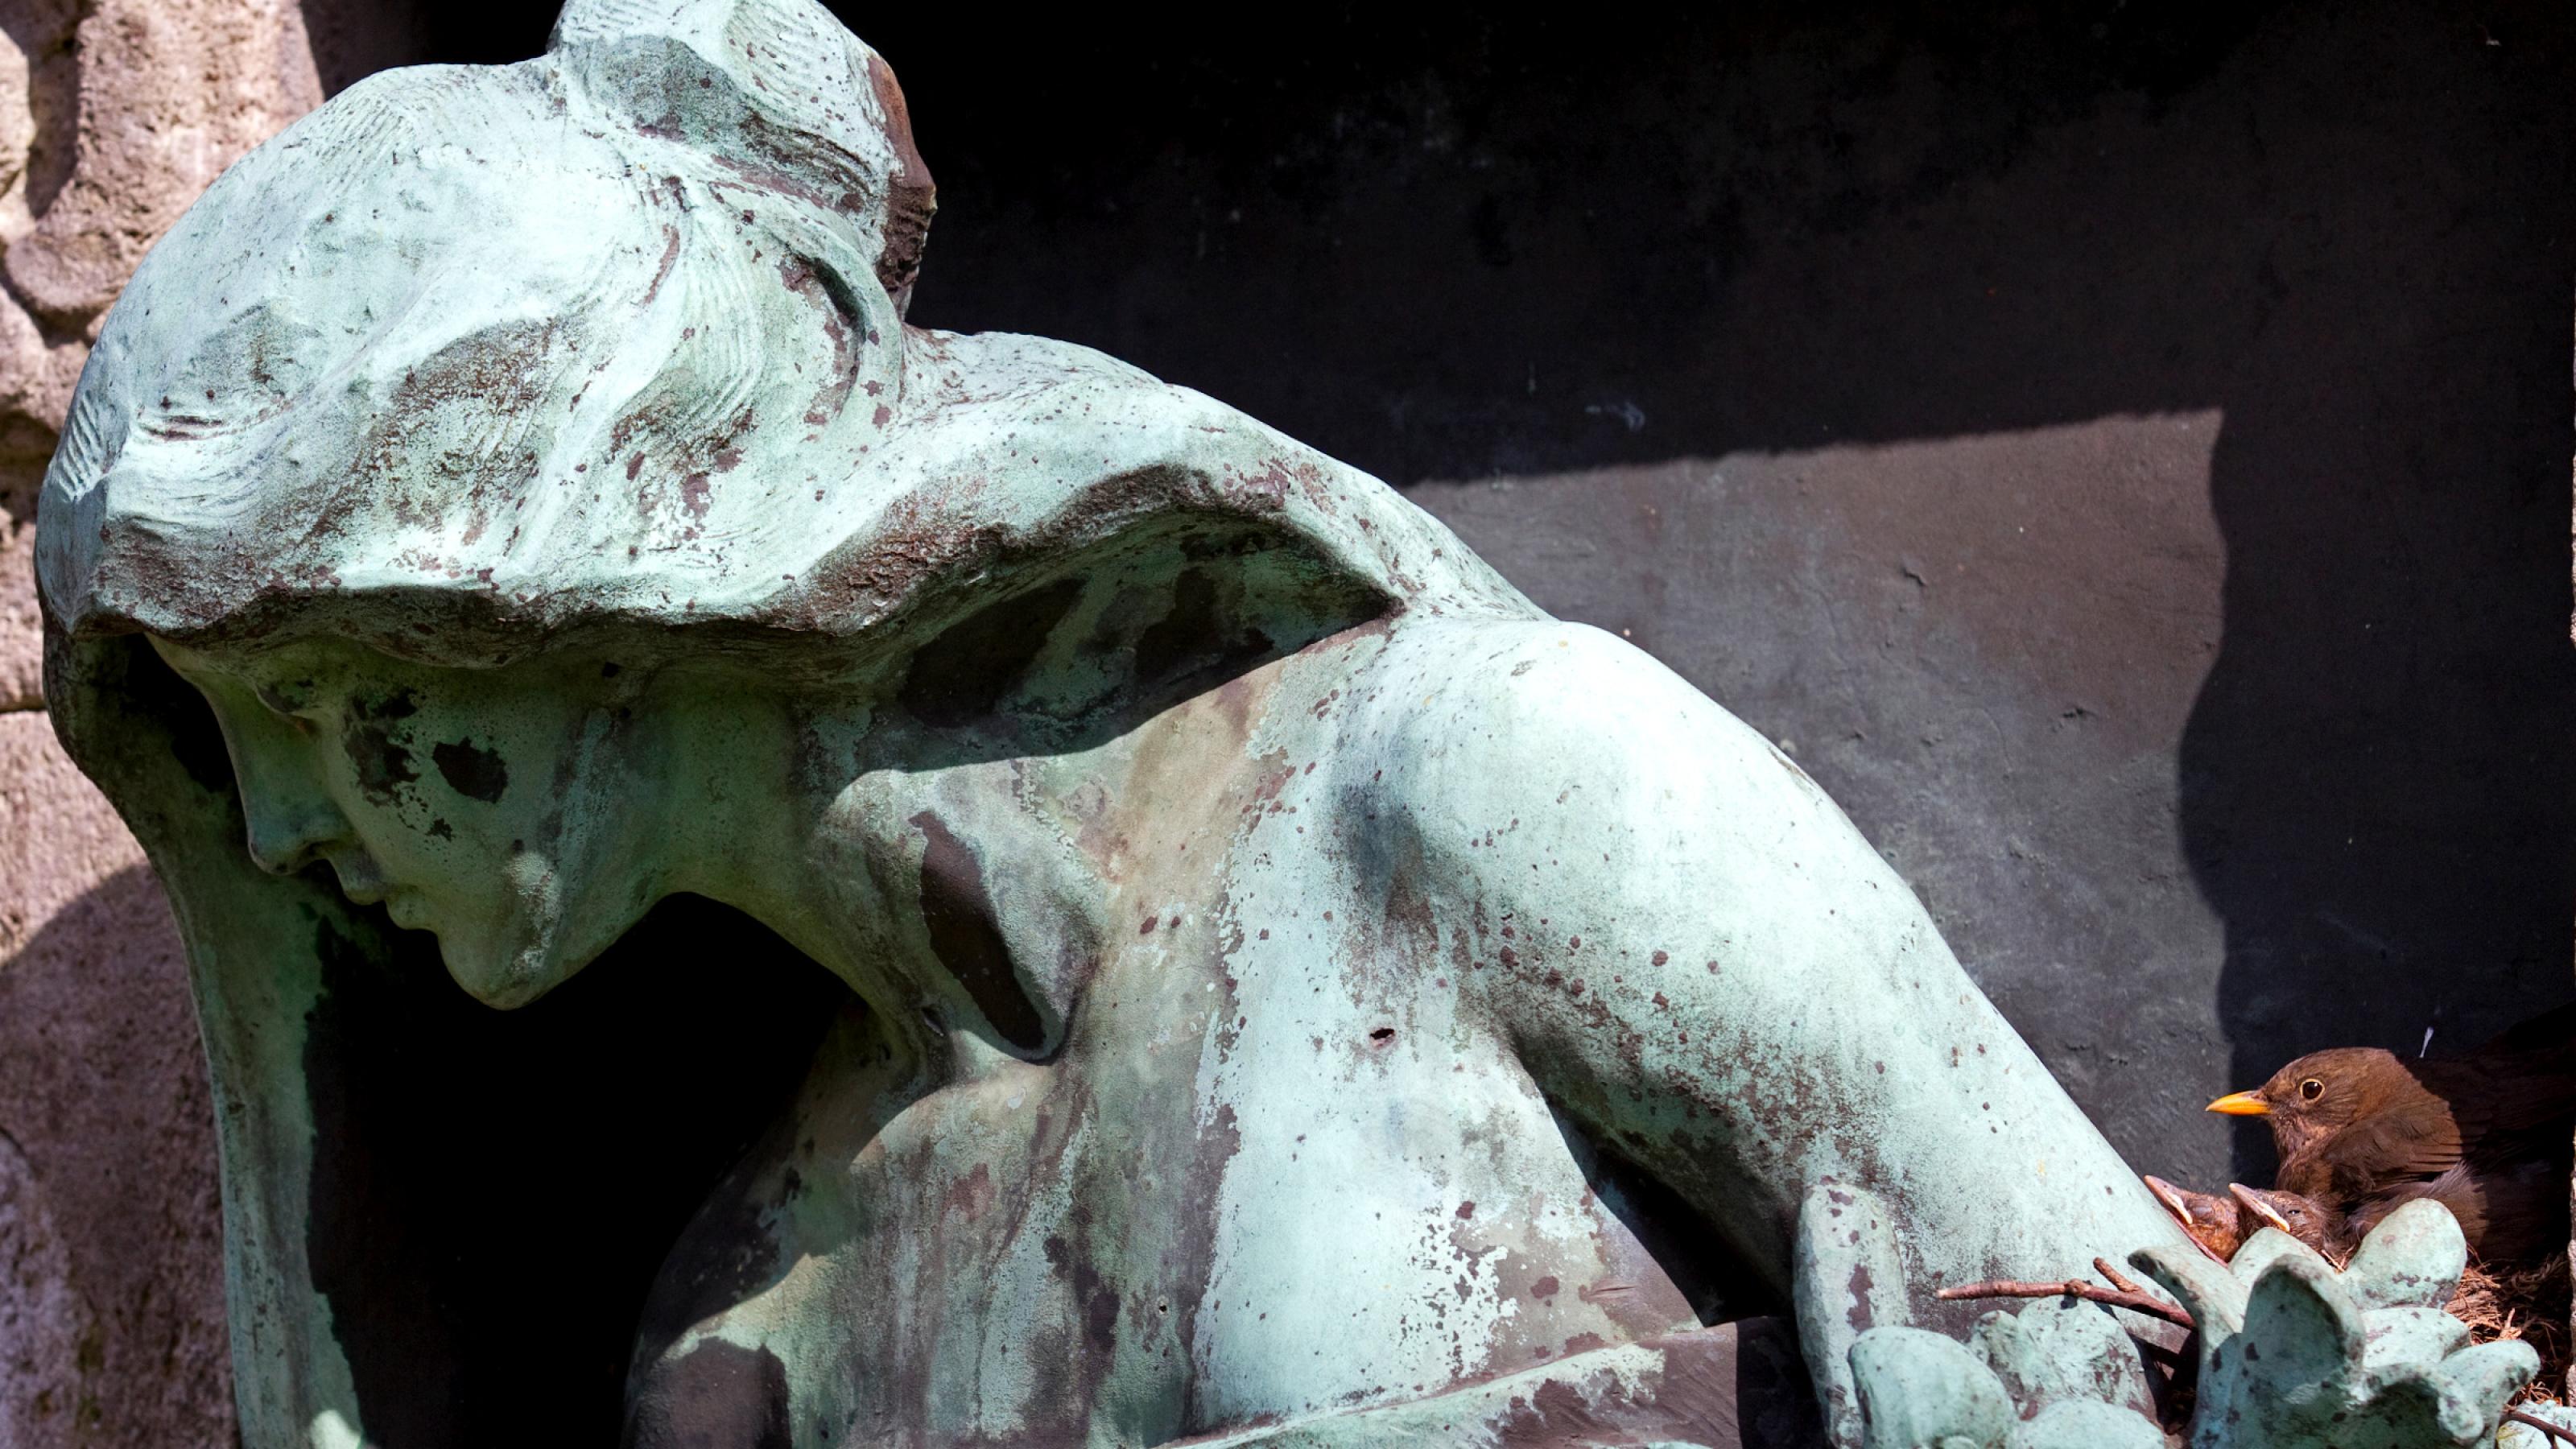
[2347,1164,2487,1248]
[2284,1108,2467,1205]
[2462,1154,2572,1262]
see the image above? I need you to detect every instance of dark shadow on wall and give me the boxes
[0,864,229,1448]
[419,1,2576,1183]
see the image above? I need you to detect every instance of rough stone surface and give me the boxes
[0,1131,82,1448]
[0,711,229,1447]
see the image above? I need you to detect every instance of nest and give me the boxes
[2447,1252,2572,1405]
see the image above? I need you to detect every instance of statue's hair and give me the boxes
[37,0,937,665]
[39,0,1524,684]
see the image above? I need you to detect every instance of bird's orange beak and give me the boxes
[2205,1091,2270,1116]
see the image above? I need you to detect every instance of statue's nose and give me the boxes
[243,795,346,876]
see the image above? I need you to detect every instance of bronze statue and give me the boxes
[56,2,2464,1444]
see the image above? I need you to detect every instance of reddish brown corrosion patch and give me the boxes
[642,224,683,305]
[1844,1262,1876,1332]
[626,1338,793,1447]
[941,1162,995,1221]
[863,54,936,310]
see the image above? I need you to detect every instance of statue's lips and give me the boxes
[321,851,434,931]
[323,851,395,907]
[332,867,427,931]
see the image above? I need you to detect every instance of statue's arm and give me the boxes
[1356,618,2184,1309]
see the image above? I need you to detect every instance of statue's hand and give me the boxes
[2131,1200,2533,1448]
[1824,1190,2536,1449]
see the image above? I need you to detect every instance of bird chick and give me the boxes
[2227,1183,2355,1262]
[2145,1174,2250,1261]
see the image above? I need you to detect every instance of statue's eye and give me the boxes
[2298,1077,2323,1101]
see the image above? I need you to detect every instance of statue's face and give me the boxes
[151,636,656,1007]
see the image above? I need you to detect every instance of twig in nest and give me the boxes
[1936,1272,2194,1330]
[2093,1257,2153,1298]
[2504,1407,2576,1447]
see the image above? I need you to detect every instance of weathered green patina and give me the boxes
[38,2,2510,1446]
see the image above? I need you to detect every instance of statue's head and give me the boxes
[35,0,943,1004]
[34,0,1486,1009]
[38,0,933,670]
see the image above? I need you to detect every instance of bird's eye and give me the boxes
[2298,1077,2323,1101]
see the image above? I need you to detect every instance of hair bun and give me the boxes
[550,0,934,311]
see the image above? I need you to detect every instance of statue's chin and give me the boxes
[423,853,602,1009]
[424,917,568,1011]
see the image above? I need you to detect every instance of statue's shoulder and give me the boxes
[898,325,1162,396]
[1354,615,1796,798]
[1374,616,1704,717]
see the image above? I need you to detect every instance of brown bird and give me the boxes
[2145,1174,2252,1261]
[2208,1002,2576,1260]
